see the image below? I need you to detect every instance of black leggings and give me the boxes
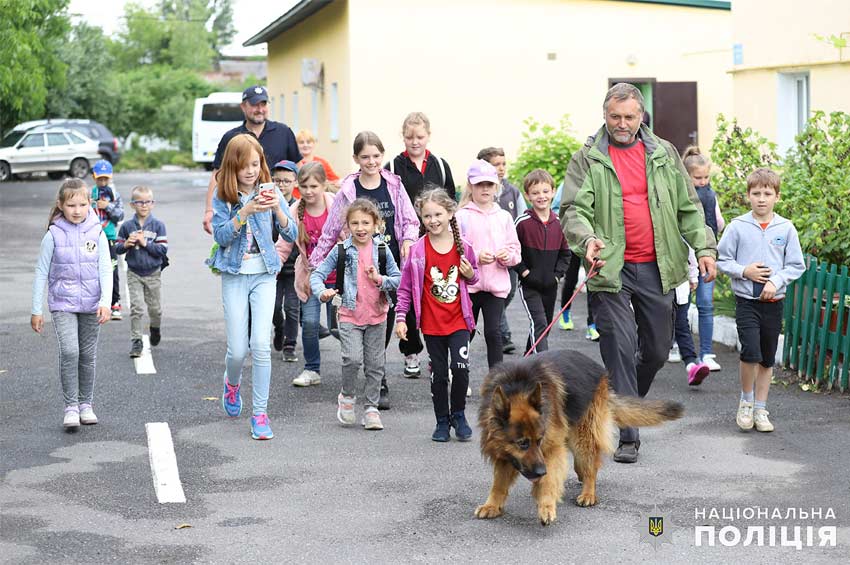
[108,239,120,306]
[471,292,505,368]
[425,330,470,418]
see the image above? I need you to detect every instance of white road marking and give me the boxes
[145,422,186,504]
[134,334,157,374]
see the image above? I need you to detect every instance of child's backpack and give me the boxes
[334,241,388,298]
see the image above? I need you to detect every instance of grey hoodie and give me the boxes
[717,211,805,300]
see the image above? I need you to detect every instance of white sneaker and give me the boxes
[736,400,754,430]
[668,344,681,363]
[63,409,80,429]
[292,369,321,387]
[79,404,98,425]
[403,354,420,378]
[337,393,355,426]
[754,409,774,432]
[362,408,384,430]
[701,354,722,372]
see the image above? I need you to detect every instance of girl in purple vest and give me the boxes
[31,179,113,430]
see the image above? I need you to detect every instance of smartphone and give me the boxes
[253,182,273,204]
[752,282,765,298]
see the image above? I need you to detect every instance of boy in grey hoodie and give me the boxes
[717,168,805,433]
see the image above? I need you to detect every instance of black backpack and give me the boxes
[334,241,387,297]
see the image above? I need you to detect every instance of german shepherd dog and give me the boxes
[475,350,683,525]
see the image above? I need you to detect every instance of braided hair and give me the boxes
[415,184,464,257]
[296,162,327,246]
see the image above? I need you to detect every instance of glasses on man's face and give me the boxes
[274,179,296,186]
[131,200,155,206]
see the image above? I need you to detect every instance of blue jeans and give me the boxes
[695,274,715,358]
[221,272,276,415]
[300,286,333,372]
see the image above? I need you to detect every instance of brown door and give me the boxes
[652,82,698,154]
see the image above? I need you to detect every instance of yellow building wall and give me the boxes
[265,0,352,177]
[732,0,850,68]
[343,0,732,182]
[729,0,850,149]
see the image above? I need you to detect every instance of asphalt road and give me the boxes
[1,171,848,564]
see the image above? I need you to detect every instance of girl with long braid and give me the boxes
[275,162,335,387]
[395,186,480,442]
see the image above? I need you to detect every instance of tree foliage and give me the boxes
[46,23,118,124]
[780,111,850,266]
[114,0,215,71]
[3,0,235,145]
[0,0,71,133]
[508,116,582,189]
[710,112,850,266]
[710,114,780,220]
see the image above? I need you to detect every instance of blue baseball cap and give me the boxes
[242,85,269,105]
[273,160,299,174]
[92,160,113,178]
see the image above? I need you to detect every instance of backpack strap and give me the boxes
[334,243,345,294]
[378,242,387,276]
[435,155,446,187]
[271,215,279,243]
[389,158,395,175]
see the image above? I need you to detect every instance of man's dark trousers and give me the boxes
[591,261,674,443]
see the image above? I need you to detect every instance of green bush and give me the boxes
[508,116,582,189]
[710,113,780,221]
[780,111,850,266]
[114,148,200,172]
[710,111,850,266]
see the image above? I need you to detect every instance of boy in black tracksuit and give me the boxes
[513,170,571,354]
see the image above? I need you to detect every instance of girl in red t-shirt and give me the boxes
[395,187,480,442]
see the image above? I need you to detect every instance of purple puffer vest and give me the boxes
[48,213,103,313]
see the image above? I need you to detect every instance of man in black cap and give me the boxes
[202,85,301,233]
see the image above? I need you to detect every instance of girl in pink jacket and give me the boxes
[309,131,420,410]
[395,187,479,442]
[455,160,521,368]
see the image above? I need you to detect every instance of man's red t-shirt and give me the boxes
[609,141,656,262]
[421,236,467,336]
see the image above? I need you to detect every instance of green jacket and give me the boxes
[559,125,716,294]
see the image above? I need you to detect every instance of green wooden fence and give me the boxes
[782,256,850,391]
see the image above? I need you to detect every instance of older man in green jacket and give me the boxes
[560,83,717,463]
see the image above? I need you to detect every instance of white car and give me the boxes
[0,127,102,182]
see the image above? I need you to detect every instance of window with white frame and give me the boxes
[776,72,810,155]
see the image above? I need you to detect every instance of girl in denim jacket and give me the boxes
[395,187,479,442]
[310,199,400,431]
[207,134,297,441]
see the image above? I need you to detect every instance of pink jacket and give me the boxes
[395,235,480,333]
[275,192,336,302]
[308,169,420,269]
[455,202,521,298]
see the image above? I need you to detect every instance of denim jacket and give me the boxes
[206,187,298,275]
[310,235,401,310]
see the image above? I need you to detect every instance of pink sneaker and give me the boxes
[686,362,710,386]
